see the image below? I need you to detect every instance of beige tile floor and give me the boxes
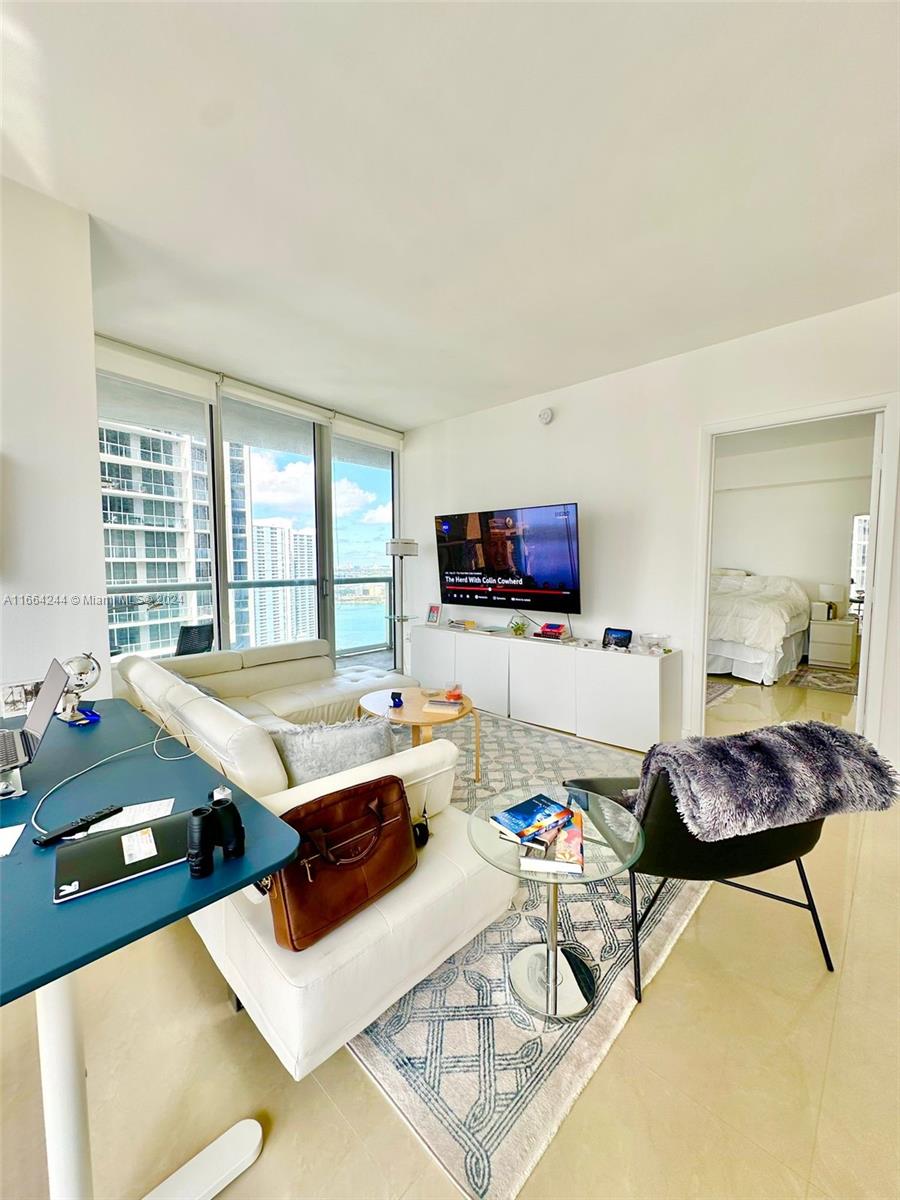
[704,675,857,737]
[2,680,897,1200]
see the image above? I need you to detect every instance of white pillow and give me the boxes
[711,567,750,577]
[270,718,394,787]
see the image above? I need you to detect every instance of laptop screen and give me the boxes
[23,659,70,751]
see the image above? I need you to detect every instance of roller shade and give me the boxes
[97,373,209,440]
[220,378,331,426]
[95,337,216,403]
[332,434,393,471]
[221,394,314,456]
[332,413,403,451]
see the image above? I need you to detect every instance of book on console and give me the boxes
[490,794,573,842]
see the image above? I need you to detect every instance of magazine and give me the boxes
[423,699,463,714]
[520,811,584,875]
[489,794,573,842]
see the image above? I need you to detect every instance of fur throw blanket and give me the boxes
[633,721,898,842]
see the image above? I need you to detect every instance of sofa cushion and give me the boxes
[190,806,517,1080]
[270,718,394,787]
[159,650,243,679]
[185,657,334,699]
[252,671,418,726]
[336,664,418,690]
[241,640,332,668]
[255,739,458,822]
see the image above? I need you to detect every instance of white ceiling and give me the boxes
[3,3,898,431]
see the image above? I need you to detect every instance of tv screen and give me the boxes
[434,503,580,614]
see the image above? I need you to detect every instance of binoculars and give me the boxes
[187,787,246,879]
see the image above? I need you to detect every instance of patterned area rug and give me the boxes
[706,677,737,707]
[349,714,709,1199]
[787,665,858,695]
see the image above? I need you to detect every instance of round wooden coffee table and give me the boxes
[357,687,481,783]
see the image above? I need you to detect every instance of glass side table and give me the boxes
[468,784,644,1018]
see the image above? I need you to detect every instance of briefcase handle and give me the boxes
[307,799,383,867]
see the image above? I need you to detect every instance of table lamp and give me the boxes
[818,583,846,620]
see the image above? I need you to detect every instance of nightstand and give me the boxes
[808,617,859,669]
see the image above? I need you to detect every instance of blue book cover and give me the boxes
[489,794,573,842]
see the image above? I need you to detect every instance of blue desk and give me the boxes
[0,699,299,1199]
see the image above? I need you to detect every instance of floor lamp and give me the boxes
[386,538,418,672]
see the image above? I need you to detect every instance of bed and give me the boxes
[706,572,811,685]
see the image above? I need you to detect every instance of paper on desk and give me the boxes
[0,824,25,858]
[86,798,175,835]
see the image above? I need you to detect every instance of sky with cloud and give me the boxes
[248,450,392,571]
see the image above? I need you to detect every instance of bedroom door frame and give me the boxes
[691,390,899,747]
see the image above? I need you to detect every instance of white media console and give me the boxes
[410,624,682,752]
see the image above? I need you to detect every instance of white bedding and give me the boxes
[708,574,810,654]
[707,627,808,685]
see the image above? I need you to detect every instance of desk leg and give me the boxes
[420,725,433,743]
[36,975,94,1200]
[35,975,262,1200]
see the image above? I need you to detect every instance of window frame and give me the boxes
[96,347,404,661]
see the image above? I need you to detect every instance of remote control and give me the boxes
[33,804,124,848]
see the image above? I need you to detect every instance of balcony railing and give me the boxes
[334,576,393,657]
[102,511,188,531]
[101,475,181,499]
[103,575,395,659]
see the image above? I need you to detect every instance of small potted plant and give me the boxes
[509,618,528,638]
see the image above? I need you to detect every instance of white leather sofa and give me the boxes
[139,638,418,726]
[117,655,516,1081]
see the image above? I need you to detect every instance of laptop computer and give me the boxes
[0,659,70,771]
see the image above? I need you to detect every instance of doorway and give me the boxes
[692,396,899,744]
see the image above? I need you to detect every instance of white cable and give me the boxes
[151,718,197,761]
[30,736,172,834]
[30,693,215,833]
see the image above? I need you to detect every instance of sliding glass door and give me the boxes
[331,436,395,659]
[97,375,216,658]
[220,396,318,649]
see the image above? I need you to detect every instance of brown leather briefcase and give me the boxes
[266,774,417,951]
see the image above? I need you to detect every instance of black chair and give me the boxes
[564,772,833,1001]
[175,621,214,657]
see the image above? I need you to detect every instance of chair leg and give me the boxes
[628,869,642,1002]
[796,859,834,972]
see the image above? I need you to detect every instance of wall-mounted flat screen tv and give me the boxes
[434,503,580,614]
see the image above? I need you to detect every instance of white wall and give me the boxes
[0,179,111,693]
[711,426,875,599]
[402,294,900,760]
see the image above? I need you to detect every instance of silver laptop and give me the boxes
[0,659,70,771]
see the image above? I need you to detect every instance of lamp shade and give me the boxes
[818,583,846,604]
[386,538,418,557]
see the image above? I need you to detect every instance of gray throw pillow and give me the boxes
[270,718,395,787]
